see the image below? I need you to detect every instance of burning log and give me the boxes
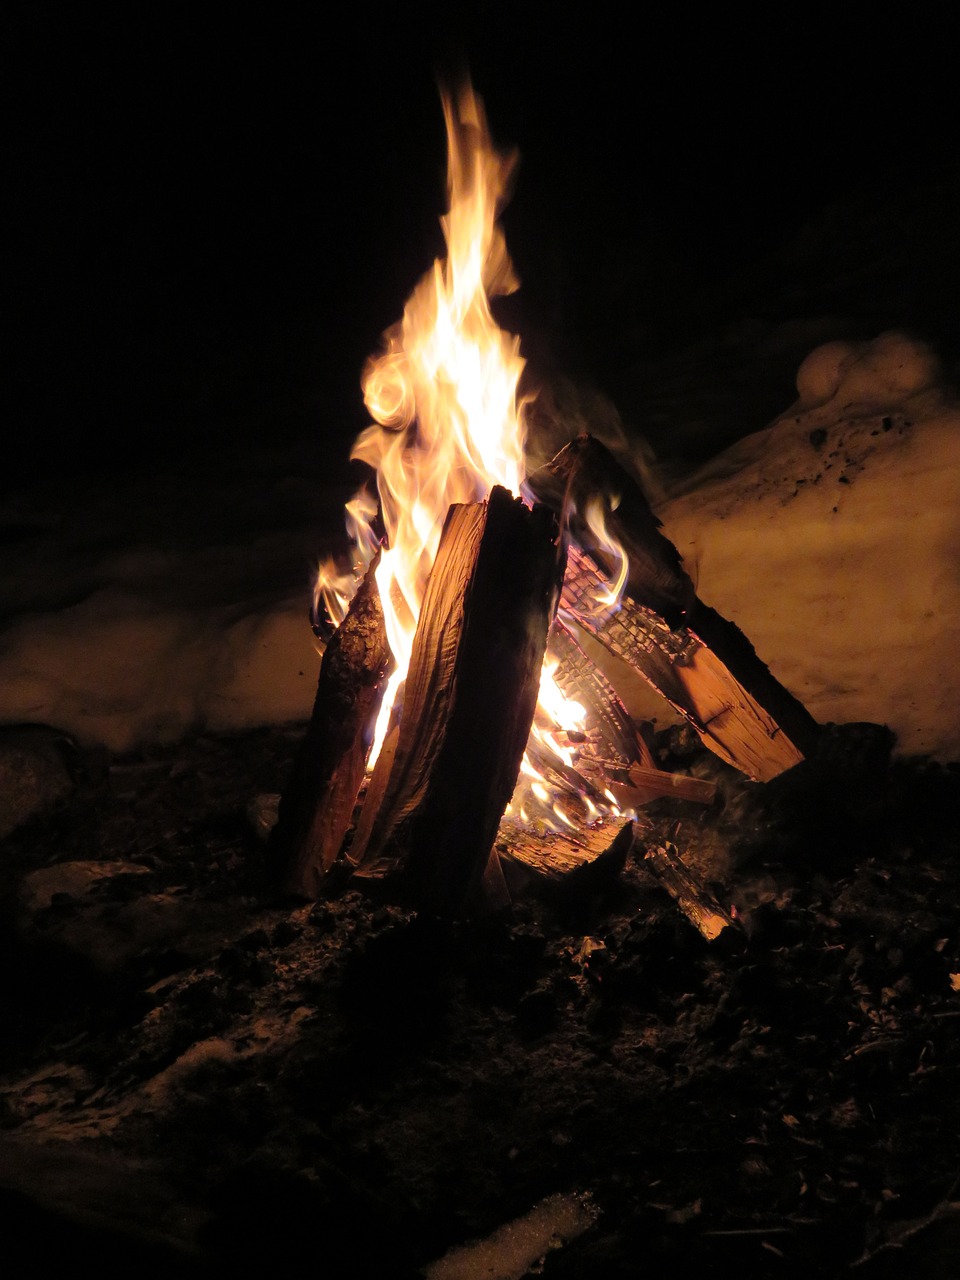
[528,435,819,781]
[609,765,717,808]
[348,486,565,914]
[273,557,391,898]
[496,816,635,896]
[546,619,656,772]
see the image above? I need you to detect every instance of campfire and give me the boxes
[273,83,818,913]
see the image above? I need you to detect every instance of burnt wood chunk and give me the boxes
[273,557,391,898]
[608,765,717,808]
[351,486,565,914]
[530,435,819,781]
[527,432,693,625]
[496,816,634,896]
[547,619,657,771]
[644,841,738,942]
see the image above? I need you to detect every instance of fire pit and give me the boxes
[273,84,817,913]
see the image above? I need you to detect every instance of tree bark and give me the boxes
[273,557,391,898]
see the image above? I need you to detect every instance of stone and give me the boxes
[0,726,77,840]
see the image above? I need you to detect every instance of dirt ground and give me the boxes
[2,720,960,1278]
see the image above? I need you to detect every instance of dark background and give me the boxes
[6,4,958,486]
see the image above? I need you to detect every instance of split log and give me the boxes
[546,619,657,771]
[350,486,564,914]
[644,841,738,943]
[608,765,717,808]
[523,622,712,813]
[528,435,819,781]
[562,544,806,780]
[273,556,391,898]
[496,815,634,897]
[528,432,693,625]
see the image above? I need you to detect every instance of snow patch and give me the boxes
[658,332,960,759]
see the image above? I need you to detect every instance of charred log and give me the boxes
[546,619,657,772]
[527,432,693,625]
[529,435,819,781]
[496,816,634,897]
[644,841,739,943]
[608,765,717,808]
[273,557,391,899]
[349,486,565,914]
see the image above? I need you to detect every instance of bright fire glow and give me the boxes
[318,82,628,827]
[321,83,527,761]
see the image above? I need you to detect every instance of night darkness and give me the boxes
[6,5,958,484]
[6,11,960,1272]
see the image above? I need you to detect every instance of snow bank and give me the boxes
[0,586,319,752]
[0,468,327,753]
[657,332,960,760]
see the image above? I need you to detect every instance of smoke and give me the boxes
[523,375,664,506]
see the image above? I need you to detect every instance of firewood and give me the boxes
[273,556,391,898]
[547,619,657,771]
[562,544,812,781]
[609,765,717,807]
[528,432,693,625]
[644,841,738,943]
[496,815,634,896]
[350,486,565,914]
[529,435,819,781]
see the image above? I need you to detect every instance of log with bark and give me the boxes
[272,555,391,899]
[527,434,819,781]
[348,486,565,914]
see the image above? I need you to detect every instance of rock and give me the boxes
[0,725,77,839]
[16,859,249,976]
[18,860,151,916]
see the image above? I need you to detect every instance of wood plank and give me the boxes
[350,486,565,914]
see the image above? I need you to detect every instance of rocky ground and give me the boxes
[2,720,960,1277]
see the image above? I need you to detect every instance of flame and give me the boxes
[506,656,626,832]
[582,493,628,613]
[318,80,629,829]
[313,486,379,633]
[322,83,527,760]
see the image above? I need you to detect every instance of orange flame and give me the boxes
[323,83,528,761]
[583,493,628,613]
